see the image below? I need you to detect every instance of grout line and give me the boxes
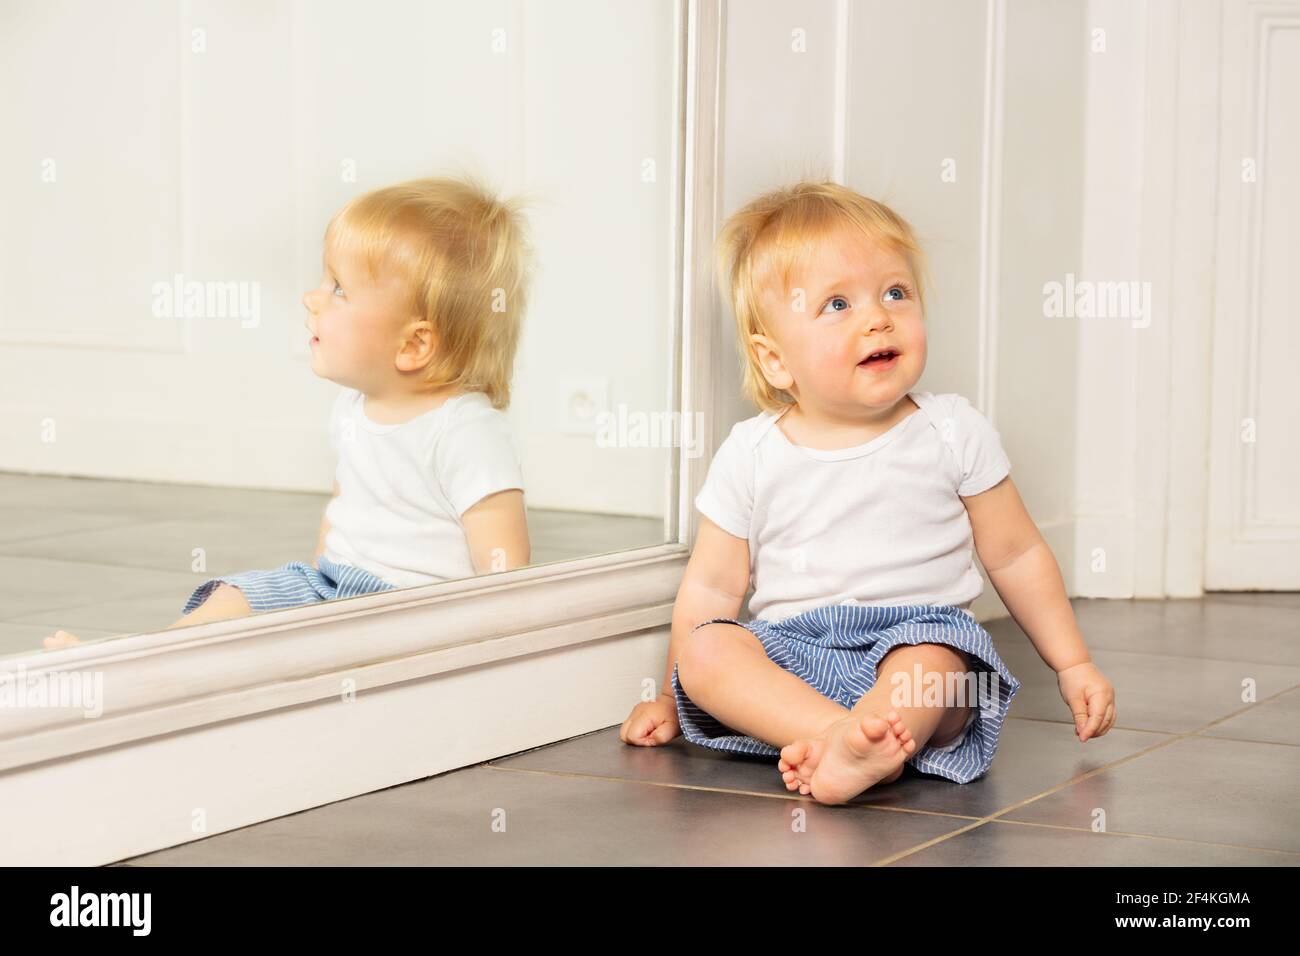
[984,817,1300,858]
[874,683,1300,864]
[1005,713,1300,748]
[482,763,987,821]
[1191,731,1300,748]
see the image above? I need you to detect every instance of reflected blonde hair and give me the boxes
[324,173,535,410]
[715,180,931,413]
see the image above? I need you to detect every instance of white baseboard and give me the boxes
[1,624,669,866]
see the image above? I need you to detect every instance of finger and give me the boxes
[1064,688,1089,735]
[618,712,642,744]
[1101,702,1115,735]
[1080,688,1108,740]
[623,715,652,745]
[649,719,677,745]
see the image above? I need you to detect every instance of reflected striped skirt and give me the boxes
[181,554,396,616]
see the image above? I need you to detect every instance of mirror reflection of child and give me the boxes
[45,175,534,649]
[621,181,1116,805]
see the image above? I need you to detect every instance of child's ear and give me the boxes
[395,319,438,372]
[750,333,794,390]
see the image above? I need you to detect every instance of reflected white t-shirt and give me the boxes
[322,387,525,589]
[695,390,1011,624]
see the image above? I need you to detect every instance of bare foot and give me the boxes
[42,630,83,650]
[779,710,916,805]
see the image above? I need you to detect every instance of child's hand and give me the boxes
[620,693,681,747]
[1057,661,1116,742]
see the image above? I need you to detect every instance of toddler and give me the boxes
[45,175,534,648]
[621,181,1116,805]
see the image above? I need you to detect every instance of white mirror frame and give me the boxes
[0,0,727,866]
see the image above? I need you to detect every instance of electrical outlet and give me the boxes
[558,377,609,436]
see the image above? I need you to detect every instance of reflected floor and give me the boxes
[115,594,1300,866]
[0,471,664,657]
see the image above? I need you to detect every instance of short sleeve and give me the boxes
[694,420,754,539]
[943,394,1011,496]
[434,406,525,518]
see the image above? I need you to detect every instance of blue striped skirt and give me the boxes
[670,603,1021,784]
[181,555,397,616]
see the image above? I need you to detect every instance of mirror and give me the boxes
[0,0,685,657]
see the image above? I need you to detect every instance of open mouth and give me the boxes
[859,348,899,369]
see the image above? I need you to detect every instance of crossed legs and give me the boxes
[675,622,976,804]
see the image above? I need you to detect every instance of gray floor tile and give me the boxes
[0,621,120,658]
[988,636,1300,734]
[0,554,200,622]
[1197,688,1300,746]
[1,516,318,576]
[0,473,310,521]
[119,765,969,866]
[0,506,140,546]
[890,820,1298,866]
[1000,735,1300,852]
[1202,591,1300,610]
[1067,596,1300,667]
[491,721,1170,819]
[8,586,222,636]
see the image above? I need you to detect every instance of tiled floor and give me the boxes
[116,593,1300,866]
[0,472,664,658]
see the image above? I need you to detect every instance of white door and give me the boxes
[1204,0,1300,589]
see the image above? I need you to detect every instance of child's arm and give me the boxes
[313,481,340,567]
[964,475,1117,741]
[621,515,750,745]
[460,489,530,574]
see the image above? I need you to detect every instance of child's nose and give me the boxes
[302,289,318,313]
[862,308,892,334]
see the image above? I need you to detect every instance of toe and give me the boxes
[782,740,810,764]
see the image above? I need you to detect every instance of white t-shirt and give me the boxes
[695,390,1011,624]
[322,387,525,589]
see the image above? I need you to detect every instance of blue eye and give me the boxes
[885,283,912,301]
[331,279,344,297]
[820,295,850,314]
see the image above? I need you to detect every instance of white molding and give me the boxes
[1132,0,1178,599]
[0,0,726,865]
[1160,0,1224,596]
[1204,0,1300,587]
[0,544,686,770]
[977,0,1006,421]
[679,0,727,548]
[832,0,851,184]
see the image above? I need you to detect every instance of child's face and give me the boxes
[301,246,428,392]
[751,227,926,418]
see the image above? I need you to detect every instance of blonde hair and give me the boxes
[714,180,931,413]
[324,173,535,410]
